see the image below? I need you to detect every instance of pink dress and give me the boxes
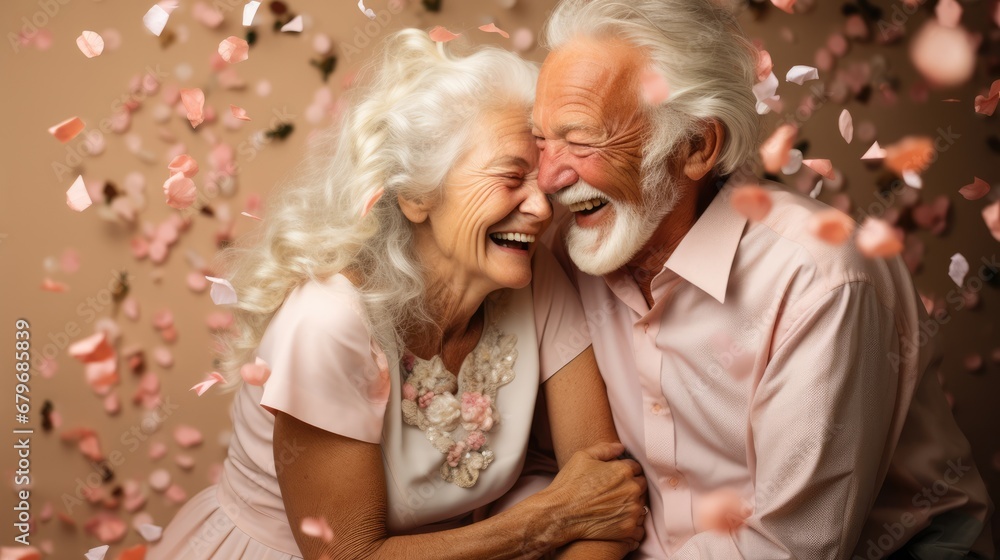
[147,245,590,559]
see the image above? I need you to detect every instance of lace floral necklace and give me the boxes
[400,293,518,488]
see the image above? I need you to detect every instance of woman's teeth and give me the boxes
[489,232,535,250]
[568,198,608,213]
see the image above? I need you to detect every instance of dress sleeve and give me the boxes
[531,243,592,384]
[257,280,390,444]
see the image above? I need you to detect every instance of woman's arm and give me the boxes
[273,409,645,560]
[543,346,644,559]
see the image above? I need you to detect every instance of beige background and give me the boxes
[1,0,998,557]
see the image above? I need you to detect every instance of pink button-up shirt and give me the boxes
[548,177,994,559]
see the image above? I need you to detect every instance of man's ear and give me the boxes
[397,193,432,224]
[682,119,725,182]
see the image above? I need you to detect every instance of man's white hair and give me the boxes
[543,0,761,180]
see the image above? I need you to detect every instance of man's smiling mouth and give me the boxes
[567,197,608,215]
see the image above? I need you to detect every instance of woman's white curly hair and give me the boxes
[211,29,538,390]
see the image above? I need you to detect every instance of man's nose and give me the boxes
[537,145,580,195]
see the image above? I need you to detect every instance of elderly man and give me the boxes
[532,0,994,558]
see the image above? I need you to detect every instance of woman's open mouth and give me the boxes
[489,232,535,252]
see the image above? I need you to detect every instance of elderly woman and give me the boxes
[148,29,646,560]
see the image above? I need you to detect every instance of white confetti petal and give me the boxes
[280,15,303,32]
[86,545,110,560]
[948,253,969,287]
[810,179,823,199]
[138,523,164,542]
[861,141,887,160]
[839,109,853,144]
[358,0,376,20]
[66,175,93,212]
[781,148,803,175]
[206,276,238,305]
[786,65,819,85]
[902,170,923,189]
[243,0,261,26]
[143,4,170,36]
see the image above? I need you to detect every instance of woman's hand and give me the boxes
[534,441,647,547]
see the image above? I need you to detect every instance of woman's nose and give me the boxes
[520,179,553,223]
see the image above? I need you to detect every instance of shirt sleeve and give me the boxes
[258,281,390,444]
[670,281,897,559]
[531,243,592,384]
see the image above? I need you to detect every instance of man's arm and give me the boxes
[670,281,897,559]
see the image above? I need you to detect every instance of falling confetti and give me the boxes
[361,187,385,218]
[48,116,85,143]
[730,185,773,221]
[66,175,93,212]
[142,4,172,36]
[240,357,272,386]
[243,1,261,25]
[838,109,853,143]
[478,23,510,39]
[179,88,205,127]
[281,15,304,33]
[949,253,969,286]
[301,516,335,542]
[759,124,798,173]
[190,372,226,396]
[76,31,105,58]
[861,141,886,160]
[358,0,376,19]
[770,0,796,14]
[958,177,990,200]
[429,26,460,43]
[206,276,238,304]
[785,65,819,85]
[640,66,670,105]
[809,209,855,245]
[802,159,834,179]
[856,218,903,258]
[219,36,250,63]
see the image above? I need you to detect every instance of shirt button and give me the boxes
[651,403,662,415]
[668,477,680,488]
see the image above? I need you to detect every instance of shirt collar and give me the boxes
[663,175,748,304]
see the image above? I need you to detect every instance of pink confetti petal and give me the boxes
[755,49,773,83]
[838,109,853,143]
[66,175,93,212]
[76,30,105,58]
[974,92,998,116]
[4,547,43,560]
[280,15,303,32]
[785,65,819,84]
[478,23,510,39]
[48,116,85,143]
[301,516,335,542]
[910,20,975,88]
[179,88,205,128]
[640,66,670,105]
[884,136,934,174]
[361,187,385,218]
[84,513,126,544]
[802,159,835,179]
[219,36,250,63]
[165,484,187,504]
[41,278,69,292]
[193,2,224,28]
[856,217,903,258]
[241,211,263,221]
[191,371,227,396]
[230,104,251,121]
[958,177,990,200]
[759,124,798,174]
[982,200,1000,242]
[730,185,773,222]
[358,0,376,19]
[936,0,962,27]
[948,253,969,286]
[240,357,271,386]
[429,26,460,43]
[167,154,199,178]
[163,172,197,209]
[696,489,749,532]
[861,141,886,160]
[206,276,238,304]
[138,523,163,542]
[771,0,796,13]
[174,425,203,448]
[808,209,856,245]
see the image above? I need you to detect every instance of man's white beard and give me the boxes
[561,176,676,277]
